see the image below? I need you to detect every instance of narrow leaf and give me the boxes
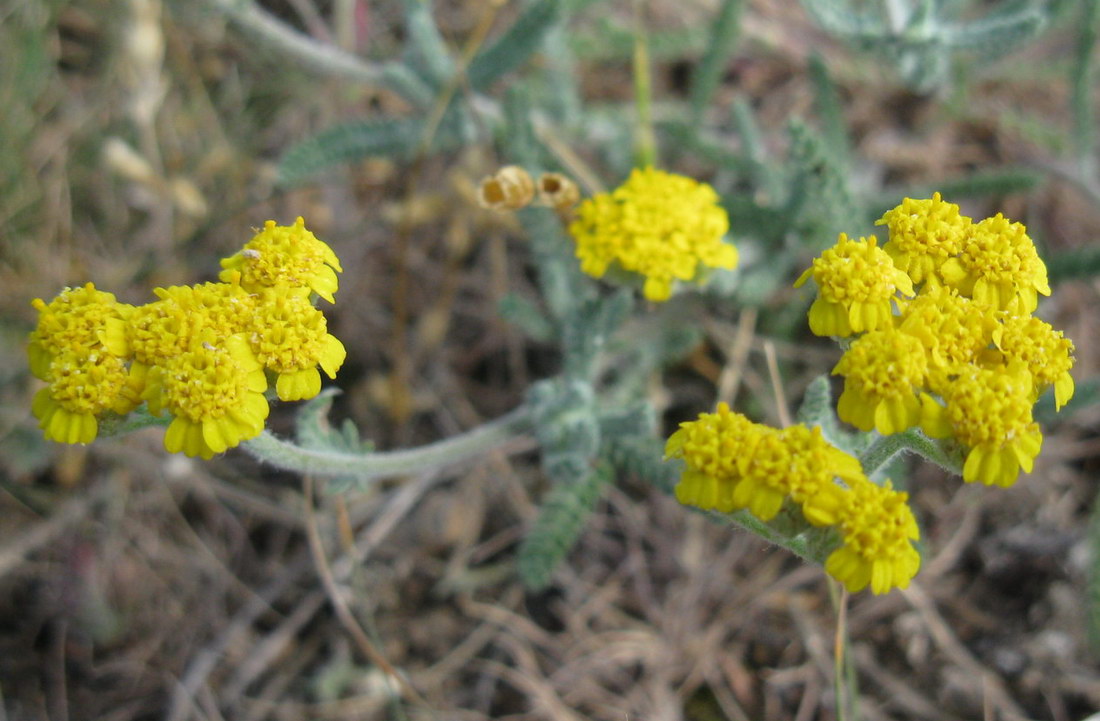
[468,0,562,90]
[690,0,743,122]
[517,462,612,590]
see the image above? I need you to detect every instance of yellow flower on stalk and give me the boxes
[220,217,343,303]
[939,213,1050,314]
[875,192,970,285]
[990,314,1075,410]
[27,283,131,380]
[921,366,1042,487]
[794,233,914,337]
[834,327,928,434]
[897,286,995,394]
[32,351,143,444]
[144,336,269,459]
[249,287,347,401]
[569,167,737,302]
[664,402,763,513]
[825,475,921,595]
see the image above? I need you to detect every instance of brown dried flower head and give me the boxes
[537,172,580,212]
[477,166,535,211]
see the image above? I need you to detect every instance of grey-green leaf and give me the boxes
[468,0,562,90]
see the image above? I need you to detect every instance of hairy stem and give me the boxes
[859,428,964,478]
[242,406,535,480]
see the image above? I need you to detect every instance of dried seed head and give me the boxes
[477,166,535,211]
[537,172,580,211]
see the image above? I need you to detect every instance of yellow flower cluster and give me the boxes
[798,194,1074,487]
[568,167,738,301]
[665,403,921,594]
[28,218,346,459]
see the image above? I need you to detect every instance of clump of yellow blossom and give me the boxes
[794,233,914,337]
[29,218,346,458]
[875,192,970,285]
[664,402,763,513]
[666,403,921,595]
[27,283,131,379]
[220,217,343,303]
[569,167,737,302]
[28,284,140,444]
[800,194,1074,488]
[825,475,921,595]
[248,287,347,401]
[897,286,994,394]
[145,336,269,460]
[921,366,1042,487]
[834,327,928,435]
[32,351,142,444]
[939,213,1050,314]
[990,314,1075,410]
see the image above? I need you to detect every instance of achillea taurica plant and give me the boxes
[29,217,345,459]
[668,194,1074,594]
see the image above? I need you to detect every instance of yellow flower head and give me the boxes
[249,287,347,402]
[898,286,995,393]
[794,233,914,337]
[220,217,343,303]
[779,425,864,527]
[921,366,1041,487]
[31,350,143,445]
[568,167,736,302]
[28,283,131,380]
[825,475,921,595]
[665,402,763,513]
[111,281,257,371]
[991,314,1075,410]
[834,327,928,434]
[730,426,799,521]
[144,336,269,459]
[939,213,1051,314]
[875,192,970,285]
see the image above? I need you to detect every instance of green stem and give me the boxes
[721,509,820,564]
[242,406,534,480]
[859,429,964,478]
[632,0,657,168]
[203,0,434,107]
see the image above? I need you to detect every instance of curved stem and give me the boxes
[242,406,535,480]
[203,0,434,106]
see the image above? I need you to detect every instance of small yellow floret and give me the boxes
[569,167,736,302]
[991,314,1075,410]
[779,425,863,527]
[795,233,914,337]
[28,282,131,379]
[665,402,763,513]
[825,476,921,595]
[249,287,347,401]
[939,213,1050,314]
[898,286,995,394]
[145,336,269,459]
[921,366,1041,487]
[31,351,142,444]
[220,217,342,303]
[876,192,970,285]
[834,328,927,434]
